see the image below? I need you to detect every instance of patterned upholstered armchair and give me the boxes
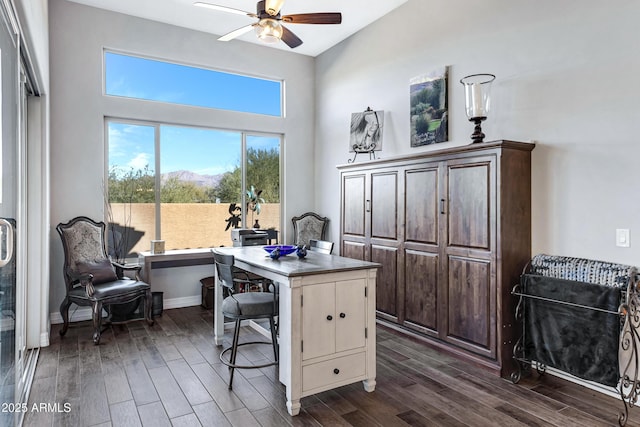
[291,212,329,248]
[56,216,154,344]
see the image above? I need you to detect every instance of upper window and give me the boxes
[104,51,282,116]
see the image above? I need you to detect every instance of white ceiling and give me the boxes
[66,0,408,57]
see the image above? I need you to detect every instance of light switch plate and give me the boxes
[616,229,630,247]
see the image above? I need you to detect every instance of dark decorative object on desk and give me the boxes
[269,247,281,260]
[296,245,307,259]
[246,185,264,229]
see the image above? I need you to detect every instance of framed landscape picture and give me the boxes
[410,66,448,146]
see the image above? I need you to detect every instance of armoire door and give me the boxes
[369,171,399,321]
[341,173,367,261]
[443,157,496,358]
[403,165,441,336]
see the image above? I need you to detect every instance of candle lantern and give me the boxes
[460,73,495,143]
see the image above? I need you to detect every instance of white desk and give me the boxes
[138,248,214,282]
[213,246,380,416]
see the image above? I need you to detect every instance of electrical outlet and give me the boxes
[616,229,630,248]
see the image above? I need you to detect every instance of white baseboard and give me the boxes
[49,295,202,324]
[40,331,50,347]
[532,362,620,400]
[163,295,201,310]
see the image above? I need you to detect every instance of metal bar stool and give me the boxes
[212,249,278,389]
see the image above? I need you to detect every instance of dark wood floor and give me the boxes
[23,306,639,427]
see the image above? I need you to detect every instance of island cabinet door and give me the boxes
[301,279,367,361]
[335,279,367,353]
[302,282,336,360]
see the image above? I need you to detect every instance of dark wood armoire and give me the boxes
[338,140,534,376]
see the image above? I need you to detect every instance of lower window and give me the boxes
[106,120,281,259]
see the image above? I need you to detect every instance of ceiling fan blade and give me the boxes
[264,0,286,16]
[193,2,258,18]
[218,24,256,42]
[282,13,342,25]
[281,26,303,48]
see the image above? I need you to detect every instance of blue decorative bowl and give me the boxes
[264,245,297,257]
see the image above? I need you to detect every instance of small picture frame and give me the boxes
[348,108,384,162]
[349,108,384,154]
[151,240,165,254]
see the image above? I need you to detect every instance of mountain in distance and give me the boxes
[162,170,224,188]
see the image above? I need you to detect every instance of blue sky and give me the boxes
[108,123,280,176]
[105,52,281,177]
[105,52,281,115]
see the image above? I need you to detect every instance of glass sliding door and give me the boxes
[0,4,22,426]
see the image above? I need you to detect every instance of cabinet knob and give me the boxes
[339,312,346,318]
[326,315,333,321]
[333,368,340,375]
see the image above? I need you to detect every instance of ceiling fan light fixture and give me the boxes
[264,0,285,16]
[196,1,341,49]
[255,18,283,43]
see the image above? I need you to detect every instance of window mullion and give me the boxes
[155,124,161,239]
[241,132,247,229]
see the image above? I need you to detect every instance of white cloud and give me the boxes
[128,152,151,170]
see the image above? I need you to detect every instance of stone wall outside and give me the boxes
[109,203,281,255]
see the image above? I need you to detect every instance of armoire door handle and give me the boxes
[440,198,446,214]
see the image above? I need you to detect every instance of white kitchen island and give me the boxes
[213,246,380,416]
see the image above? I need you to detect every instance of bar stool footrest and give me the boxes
[220,341,279,369]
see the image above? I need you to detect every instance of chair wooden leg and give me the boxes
[144,289,154,326]
[59,297,71,337]
[92,301,103,345]
[228,319,241,390]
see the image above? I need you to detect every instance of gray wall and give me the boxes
[48,0,316,318]
[316,0,640,265]
[49,0,640,321]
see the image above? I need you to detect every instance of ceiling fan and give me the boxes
[194,0,342,49]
